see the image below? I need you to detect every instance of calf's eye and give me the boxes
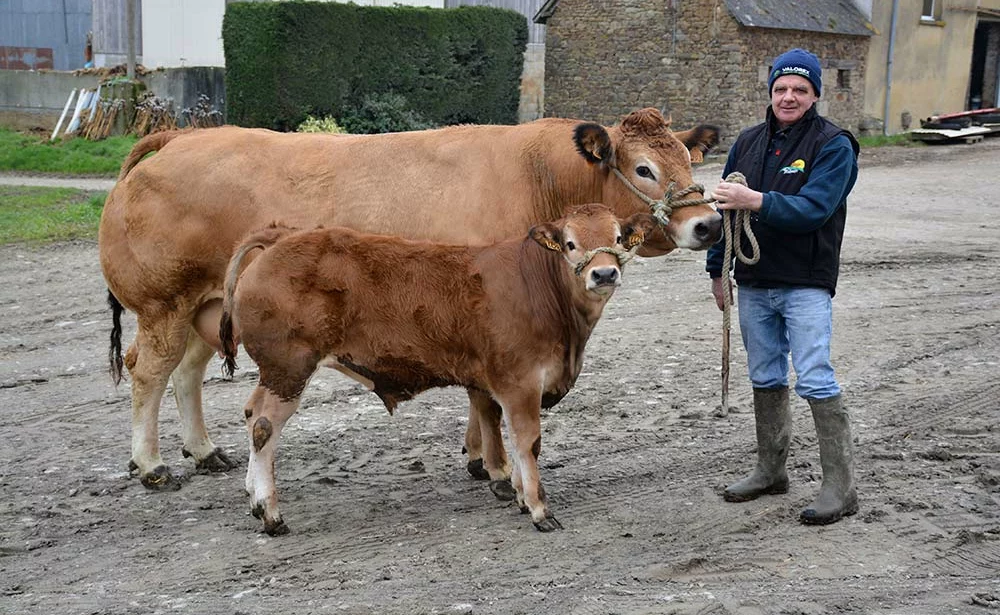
[616,235,622,244]
[566,241,576,251]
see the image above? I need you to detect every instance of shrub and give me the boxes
[296,115,347,134]
[339,93,436,134]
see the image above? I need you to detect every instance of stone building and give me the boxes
[535,0,871,147]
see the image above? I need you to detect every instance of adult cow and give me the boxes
[99,108,722,491]
[220,204,657,534]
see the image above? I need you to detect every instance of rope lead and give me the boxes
[719,171,760,413]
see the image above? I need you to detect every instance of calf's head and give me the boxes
[574,108,722,256]
[531,204,657,302]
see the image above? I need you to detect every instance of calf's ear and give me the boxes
[529,223,563,252]
[621,213,658,248]
[673,124,721,165]
[573,123,613,165]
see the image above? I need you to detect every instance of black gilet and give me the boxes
[729,106,859,295]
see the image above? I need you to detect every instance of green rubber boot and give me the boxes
[724,386,792,502]
[799,394,859,525]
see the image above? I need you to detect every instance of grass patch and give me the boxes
[0,185,106,244]
[858,133,922,149]
[0,127,138,176]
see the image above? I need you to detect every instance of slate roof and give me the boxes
[723,0,873,36]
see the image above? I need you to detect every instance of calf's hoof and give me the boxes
[466,458,490,480]
[263,518,290,536]
[251,502,289,535]
[184,447,238,472]
[131,463,183,492]
[533,515,563,532]
[489,479,516,501]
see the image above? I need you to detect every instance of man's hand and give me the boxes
[711,277,731,311]
[712,181,763,212]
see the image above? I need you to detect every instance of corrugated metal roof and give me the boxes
[723,0,873,36]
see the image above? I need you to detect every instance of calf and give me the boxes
[220,204,656,535]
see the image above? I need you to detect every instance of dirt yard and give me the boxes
[1,137,998,615]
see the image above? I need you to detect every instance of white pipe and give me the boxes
[51,88,77,141]
[87,85,102,122]
[65,89,91,135]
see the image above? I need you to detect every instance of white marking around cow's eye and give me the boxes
[634,157,661,186]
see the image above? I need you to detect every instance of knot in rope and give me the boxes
[610,167,714,225]
[570,243,641,277]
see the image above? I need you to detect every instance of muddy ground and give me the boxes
[1,137,999,615]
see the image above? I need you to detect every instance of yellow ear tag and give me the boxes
[543,238,561,251]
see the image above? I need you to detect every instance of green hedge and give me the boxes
[223,2,527,131]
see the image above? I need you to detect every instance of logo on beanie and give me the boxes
[779,159,807,175]
[772,66,811,81]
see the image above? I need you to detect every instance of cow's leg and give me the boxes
[498,389,561,532]
[174,328,236,472]
[463,391,487,479]
[466,390,514,501]
[126,316,190,491]
[244,385,299,536]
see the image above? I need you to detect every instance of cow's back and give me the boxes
[100,122,577,312]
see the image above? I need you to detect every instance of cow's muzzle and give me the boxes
[587,266,621,292]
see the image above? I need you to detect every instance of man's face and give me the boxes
[770,74,818,128]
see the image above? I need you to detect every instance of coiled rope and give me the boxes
[719,171,760,413]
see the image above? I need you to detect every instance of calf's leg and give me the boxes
[244,385,301,536]
[466,390,514,500]
[498,389,561,532]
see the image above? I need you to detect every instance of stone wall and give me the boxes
[543,0,868,148]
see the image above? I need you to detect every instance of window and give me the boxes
[837,69,850,89]
[921,0,942,22]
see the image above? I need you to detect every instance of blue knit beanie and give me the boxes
[768,48,822,97]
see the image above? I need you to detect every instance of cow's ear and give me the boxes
[530,223,563,252]
[573,123,614,165]
[674,124,720,165]
[621,213,658,248]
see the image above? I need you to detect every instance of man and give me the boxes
[706,48,860,525]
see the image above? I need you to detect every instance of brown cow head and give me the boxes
[573,108,722,257]
[530,204,657,305]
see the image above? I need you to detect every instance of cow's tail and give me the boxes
[107,290,126,385]
[220,223,298,378]
[117,130,185,181]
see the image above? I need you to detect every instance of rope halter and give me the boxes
[569,242,642,277]
[610,167,715,226]
[540,235,644,277]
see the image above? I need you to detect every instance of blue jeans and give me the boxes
[737,286,841,399]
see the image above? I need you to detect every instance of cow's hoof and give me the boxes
[138,465,183,492]
[184,447,238,472]
[467,458,490,480]
[263,518,289,536]
[533,515,563,532]
[489,479,516,501]
[518,504,530,515]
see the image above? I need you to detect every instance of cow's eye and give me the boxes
[566,241,576,251]
[636,165,654,179]
[615,235,622,244]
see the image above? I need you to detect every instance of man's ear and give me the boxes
[529,223,563,252]
[573,123,614,165]
[621,213,659,248]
